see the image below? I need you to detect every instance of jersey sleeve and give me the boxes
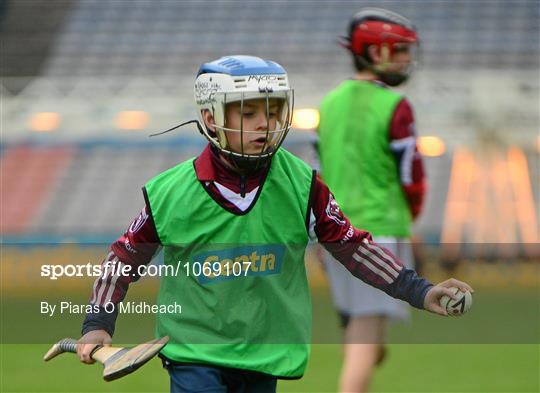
[389,98,427,219]
[81,205,161,336]
[310,175,433,308]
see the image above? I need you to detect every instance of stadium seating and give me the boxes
[42,1,538,77]
[0,146,75,233]
[1,1,538,245]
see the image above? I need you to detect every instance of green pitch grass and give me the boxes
[1,344,537,392]
[1,288,538,392]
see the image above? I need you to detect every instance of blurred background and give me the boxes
[1,1,539,392]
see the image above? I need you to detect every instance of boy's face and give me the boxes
[201,97,289,157]
[387,44,413,73]
[369,43,414,74]
[224,98,283,155]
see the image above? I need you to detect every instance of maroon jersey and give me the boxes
[389,98,426,219]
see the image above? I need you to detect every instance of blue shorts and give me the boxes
[164,362,277,393]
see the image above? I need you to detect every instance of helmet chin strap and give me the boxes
[220,148,273,175]
[205,144,269,177]
[149,119,205,137]
[375,70,409,86]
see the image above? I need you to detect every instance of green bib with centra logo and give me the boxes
[144,148,314,378]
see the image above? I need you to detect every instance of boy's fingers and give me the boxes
[76,342,84,359]
[76,329,112,364]
[439,278,474,293]
[78,343,97,364]
[441,287,458,300]
[455,280,474,293]
[432,305,448,316]
[84,350,97,364]
[437,279,453,288]
[426,298,448,316]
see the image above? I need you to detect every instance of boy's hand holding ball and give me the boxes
[424,278,474,316]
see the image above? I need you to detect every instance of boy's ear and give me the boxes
[202,110,216,132]
[367,45,382,65]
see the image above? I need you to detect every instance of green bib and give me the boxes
[318,80,412,237]
[144,148,314,378]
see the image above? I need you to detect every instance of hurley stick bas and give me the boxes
[43,336,169,381]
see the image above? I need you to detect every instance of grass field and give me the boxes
[1,344,538,392]
[1,286,538,392]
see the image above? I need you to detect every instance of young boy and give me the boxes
[317,8,427,392]
[77,55,472,393]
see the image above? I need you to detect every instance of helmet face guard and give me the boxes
[207,90,294,169]
[194,56,294,171]
[354,40,419,86]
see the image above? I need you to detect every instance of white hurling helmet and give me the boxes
[194,55,294,168]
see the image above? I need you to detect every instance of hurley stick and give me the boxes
[44,336,169,381]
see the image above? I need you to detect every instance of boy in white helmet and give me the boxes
[77,55,471,393]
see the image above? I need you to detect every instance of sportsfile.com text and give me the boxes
[40,259,262,280]
[40,261,184,280]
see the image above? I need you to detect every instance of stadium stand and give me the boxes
[32,144,197,235]
[0,145,75,233]
[1,0,538,247]
[0,0,75,92]
[43,0,539,77]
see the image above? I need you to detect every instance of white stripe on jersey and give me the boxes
[367,242,403,273]
[356,245,399,279]
[90,251,113,304]
[94,256,118,306]
[352,252,394,284]
[390,135,416,185]
[103,261,123,306]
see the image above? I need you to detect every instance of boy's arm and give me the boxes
[81,205,161,336]
[389,98,426,219]
[310,175,431,309]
